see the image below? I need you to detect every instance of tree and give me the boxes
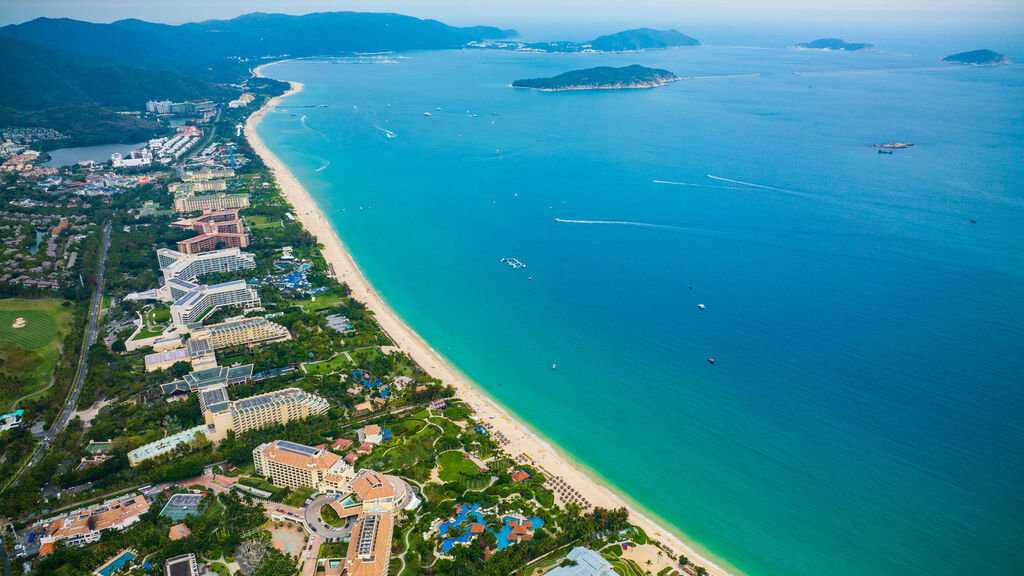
[679,554,689,567]
[694,567,708,576]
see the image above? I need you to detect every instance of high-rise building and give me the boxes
[189,317,291,350]
[156,247,256,284]
[253,440,355,492]
[202,387,329,441]
[168,279,260,327]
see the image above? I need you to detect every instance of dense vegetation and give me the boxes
[794,38,875,51]
[588,28,700,51]
[513,65,679,91]
[941,49,1008,65]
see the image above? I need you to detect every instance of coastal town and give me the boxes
[0,74,716,576]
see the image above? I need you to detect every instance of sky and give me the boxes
[1,0,1022,29]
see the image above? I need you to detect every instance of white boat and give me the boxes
[423,112,432,116]
[698,304,705,309]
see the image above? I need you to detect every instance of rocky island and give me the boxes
[471,27,699,53]
[794,38,875,51]
[941,49,1009,66]
[512,65,679,91]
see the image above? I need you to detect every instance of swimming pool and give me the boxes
[95,550,135,576]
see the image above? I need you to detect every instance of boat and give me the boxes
[552,364,557,370]
[707,357,715,365]
[877,149,893,154]
[528,276,533,280]
[698,304,705,309]
[423,112,432,116]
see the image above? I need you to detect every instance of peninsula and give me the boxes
[941,49,1009,65]
[794,38,875,51]
[471,27,699,53]
[513,65,680,91]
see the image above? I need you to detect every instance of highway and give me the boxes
[18,221,112,475]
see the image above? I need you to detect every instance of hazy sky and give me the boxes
[1,0,1021,28]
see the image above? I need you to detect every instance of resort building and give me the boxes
[163,553,200,576]
[189,316,291,350]
[156,247,255,284]
[36,494,149,553]
[344,512,393,576]
[127,425,208,466]
[173,192,251,213]
[169,180,227,195]
[172,210,249,254]
[357,424,384,445]
[202,387,330,441]
[144,337,218,372]
[183,167,235,181]
[159,363,254,397]
[169,279,260,327]
[546,547,616,576]
[253,440,356,492]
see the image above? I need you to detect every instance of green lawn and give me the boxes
[304,353,353,375]
[245,215,282,229]
[437,451,481,483]
[319,501,346,528]
[0,298,73,410]
[282,487,315,508]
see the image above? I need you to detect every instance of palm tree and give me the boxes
[695,567,708,576]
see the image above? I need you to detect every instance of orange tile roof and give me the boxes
[510,470,530,482]
[42,494,149,544]
[470,523,486,534]
[349,470,395,502]
[262,441,342,471]
[345,513,392,576]
[332,438,353,451]
[169,523,192,540]
[364,424,381,436]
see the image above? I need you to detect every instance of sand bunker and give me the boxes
[12,317,26,328]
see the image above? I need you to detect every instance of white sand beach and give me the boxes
[246,64,736,576]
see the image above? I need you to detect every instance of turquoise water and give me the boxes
[257,44,1024,576]
[97,551,134,576]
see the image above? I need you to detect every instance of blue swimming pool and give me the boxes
[97,550,135,576]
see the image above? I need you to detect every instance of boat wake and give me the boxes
[554,218,686,231]
[654,180,746,190]
[300,115,331,142]
[314,160,330,172]
[706,175,817,199]
[373,124,397,138]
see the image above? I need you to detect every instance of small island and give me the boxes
[470,28,699,53]
[794,38,875,51]
[512,65,679,91]
[941,49,1009,66]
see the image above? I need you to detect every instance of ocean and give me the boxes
[256,42,1024,576]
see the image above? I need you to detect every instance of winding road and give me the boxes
[7,222,111,486]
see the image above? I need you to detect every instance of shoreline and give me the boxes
[246,62,739,576]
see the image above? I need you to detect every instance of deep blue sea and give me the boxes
[257,41,1024,576]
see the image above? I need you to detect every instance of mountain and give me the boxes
[512,65,679,91]
[941,49,1009,65]
[0,11,515,145]
[0,36,229,111]
[588,28,700,51]
[470,27,699,53]
[794,38,875,51]
[0,12,515,83]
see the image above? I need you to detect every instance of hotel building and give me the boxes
[253,440,356,492]
[189,316,291,350]
[36,494,149,554]
[169,279,260,327]
[172,210,249,254]
[201,386,329,441]
[173,192,250,213]
[156,247,255,284]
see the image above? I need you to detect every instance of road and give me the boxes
[18,221,112,475]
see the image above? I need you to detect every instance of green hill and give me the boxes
[941,49,1008,65]
[513,65,679,91]
[588,28,700,51]
[795,38,875,51]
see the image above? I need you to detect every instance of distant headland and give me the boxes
[941,49,1009,66]
[471,28,699,53]
[794,38,875,51]
[512,65,679,91]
